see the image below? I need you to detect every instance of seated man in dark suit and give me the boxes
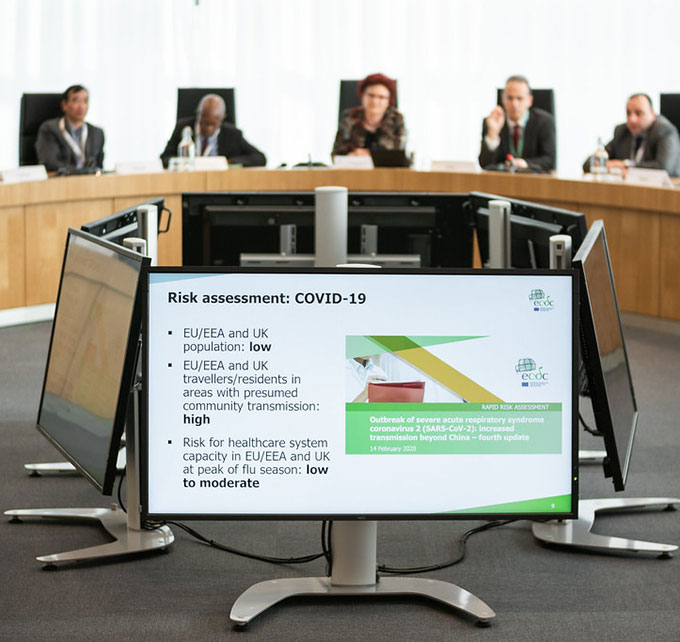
[35,84,105,172]
[582,93,680,177]
[478,75,556,173]
[160,94,266,168]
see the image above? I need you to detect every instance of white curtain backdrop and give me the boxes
[1,0,678,176]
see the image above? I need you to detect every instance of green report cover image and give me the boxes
[346,335,562,456]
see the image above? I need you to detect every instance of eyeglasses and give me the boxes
[364,92,390,101]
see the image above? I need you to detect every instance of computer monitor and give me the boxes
[142,267,578,521]
[37,228,150,494]
[573,220,638,491]
[81,197,169,246]
[181,192,472,268]
[466,192,587,268]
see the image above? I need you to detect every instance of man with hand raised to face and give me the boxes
[478,75,555,173]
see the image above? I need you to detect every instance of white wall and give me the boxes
[1,0,678,176]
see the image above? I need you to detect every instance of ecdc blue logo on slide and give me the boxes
[515,357,549,387]
[528,288,555,312]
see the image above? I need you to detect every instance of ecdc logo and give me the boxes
[528,288,555,312]
[515,358,549,387]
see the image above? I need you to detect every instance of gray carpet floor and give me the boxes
[1,320,679,641]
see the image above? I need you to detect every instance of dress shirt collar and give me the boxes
[507,109,530,130]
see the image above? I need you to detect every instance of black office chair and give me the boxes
[19,93,63,166]
[496,87,555,118]
[176,88,236,125]
[338,79,399,121]
[659,94,680,134]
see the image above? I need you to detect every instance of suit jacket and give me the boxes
[582,114,680,177]
[160,117,266,168]
[35,117,105,171]
[478,107,556,173]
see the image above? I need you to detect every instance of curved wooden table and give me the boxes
[1,168,679,320]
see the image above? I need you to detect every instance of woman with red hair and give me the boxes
[332,73,405,157]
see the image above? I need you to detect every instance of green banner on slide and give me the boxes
[345,335,484,359]
[345,402,562,454]
[443,494,572,514]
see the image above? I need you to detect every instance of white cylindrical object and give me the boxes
[488,199,511,269]
[137,204,158,265]
[123,237,147,256]
[330,521,378,586]
[549,234,573,269]
[336,263,381,269]
[314,186,348,267]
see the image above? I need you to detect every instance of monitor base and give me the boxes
[230,520,494,628]
[4,505,173,566]
[230,575,495,628]
[532,497,678,555]
[24,446,126,476]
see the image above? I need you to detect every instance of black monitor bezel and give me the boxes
[573,220,638,491]
[81,197,167,245]
[140,265,579,522]
[36,228,150,495]
[467,191,588,268]
[181,191,472,269]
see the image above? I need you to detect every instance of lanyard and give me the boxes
[58,118,88,166]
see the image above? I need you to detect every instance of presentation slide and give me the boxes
[144,271,575,517]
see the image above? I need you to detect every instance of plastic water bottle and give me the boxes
[177,126,195,170]
[590,137,608,179]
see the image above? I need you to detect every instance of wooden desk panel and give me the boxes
[584,206,660,316]
[3,169,680,319]
[0,207,26,309]
[25,199,113,305]
[660,214,680,320]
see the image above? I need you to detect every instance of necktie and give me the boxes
[201,137,209,155]
[513,124,520,152]
[633,136,643,156]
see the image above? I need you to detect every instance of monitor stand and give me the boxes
[537,237,679,556]
[230,521,495,629]
[24,444,126,476]
[532,497,678,556]
[5,390,173,568]
[5,503,172,567]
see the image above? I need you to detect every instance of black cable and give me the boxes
[579,411,602,436]
[378,520,516,575]
[116,468,127,513]
[163,520,326,566]
[322,521,333,575]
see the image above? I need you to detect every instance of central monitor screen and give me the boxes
[142,268,577,520]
